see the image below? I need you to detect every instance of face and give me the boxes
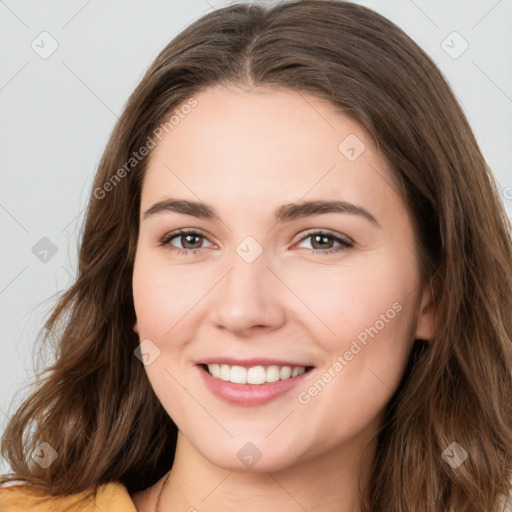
[132,84,433,473]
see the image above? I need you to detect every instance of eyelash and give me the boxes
[158,228,353,256]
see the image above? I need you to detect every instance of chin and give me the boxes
[188,434,309,474]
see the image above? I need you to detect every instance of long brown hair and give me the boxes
[2,1,511,510]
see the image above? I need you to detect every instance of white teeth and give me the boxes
[206,363,307,385]
[291,366,305,377]
[266,365,280,383]
[280,366,292,379]
[247,366,266,385]
[209,363,220,378]
[220,364,231,381]
[230,365,247,384]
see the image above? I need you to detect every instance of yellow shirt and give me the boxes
[0,482,137,511]
[2,479,511,511]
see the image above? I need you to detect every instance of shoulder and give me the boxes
[0,481,137,512]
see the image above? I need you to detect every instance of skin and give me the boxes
[130,84,434,512]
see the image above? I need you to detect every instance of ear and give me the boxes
[414,280,435,341]
[133,321,139,335]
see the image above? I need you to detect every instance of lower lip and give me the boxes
[197,365,312,406]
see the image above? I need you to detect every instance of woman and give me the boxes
[1,1,511,511]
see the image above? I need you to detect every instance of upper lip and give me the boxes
[196,357,314,368]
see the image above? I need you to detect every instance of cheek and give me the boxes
[288,250,418,353]
[132,255,196,426]
[132,252,212,338]
[289,250,419,425]
[293,280,416,444]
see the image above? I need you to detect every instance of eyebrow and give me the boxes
[143,198,380,227]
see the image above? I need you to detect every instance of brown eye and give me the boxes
[160,229,212,253]
[177,233,204,249]
[311,234,335,250]
[296,231,353,254]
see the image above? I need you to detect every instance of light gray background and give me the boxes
[0,0,511,474]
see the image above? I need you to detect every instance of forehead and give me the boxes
[140,84,402,222]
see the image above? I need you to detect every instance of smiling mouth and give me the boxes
[201,363,314,385]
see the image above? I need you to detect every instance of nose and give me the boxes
[209,249,287,336]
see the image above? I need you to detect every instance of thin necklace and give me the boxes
[154,470,171,512]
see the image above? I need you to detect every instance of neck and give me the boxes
[157,431,377,512]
